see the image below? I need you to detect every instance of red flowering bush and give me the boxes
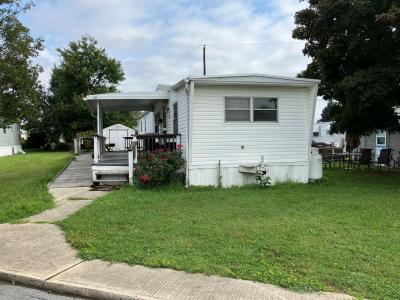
[134,146,185,188]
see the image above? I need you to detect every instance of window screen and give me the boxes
[225,97,250,121]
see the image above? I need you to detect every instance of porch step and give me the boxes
[93,179,127,183]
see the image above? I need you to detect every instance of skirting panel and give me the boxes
[0,146,23,157]
[189,164,310,187]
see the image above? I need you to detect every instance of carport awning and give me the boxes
[85,91,169,112]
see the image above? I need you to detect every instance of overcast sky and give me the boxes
[21,0,326,119]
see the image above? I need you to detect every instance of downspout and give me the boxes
[185,80,193,187]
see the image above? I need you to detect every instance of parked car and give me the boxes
[312,140,333,148]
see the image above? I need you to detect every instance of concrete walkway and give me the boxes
[28,187,106,223]
[0,187,353,300]
[49,153,93,188]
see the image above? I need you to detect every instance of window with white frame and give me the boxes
[225,97,278,122]
[225,97,251,121]
[253,97,278,121]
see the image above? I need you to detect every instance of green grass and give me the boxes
[59,169,400,299]
[0,151,72,223]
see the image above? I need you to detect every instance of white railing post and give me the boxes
[128,141,137,185]
[134,141,138,164]
[73,138,80,154]
[93,136,99,163]
[128,149,134,185]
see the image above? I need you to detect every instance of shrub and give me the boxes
[54,142,71,151]
[134,146,185,188]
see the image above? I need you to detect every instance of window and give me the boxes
[225,97,278,122]
[376,131,386,145]
[225,97,250,121]
[173,102,178,134]
[313,132,320,137]
[253,98,278,121]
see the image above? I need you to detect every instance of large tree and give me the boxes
[293,0,400,136]
[0,0,43,128]
[48,35,125,142]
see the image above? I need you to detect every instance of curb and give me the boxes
[44,280,148,300]
[0,269,150,300]
[0,269,44,290]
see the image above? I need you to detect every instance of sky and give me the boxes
[21,0,326,119]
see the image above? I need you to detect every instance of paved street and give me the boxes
[0,281,83,299]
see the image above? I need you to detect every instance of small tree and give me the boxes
[0,0,44,127]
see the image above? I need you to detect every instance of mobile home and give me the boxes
[313,121,345,147]
[0,124,23,157]
[360,131,400,160]
[85,74,320,186]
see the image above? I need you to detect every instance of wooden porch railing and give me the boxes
[135,134,181,157]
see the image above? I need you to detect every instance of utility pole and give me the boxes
[202,44,206,76]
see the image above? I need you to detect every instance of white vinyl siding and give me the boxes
[137,112,155,134]
[167,86,188,155]
[190,85,310,167]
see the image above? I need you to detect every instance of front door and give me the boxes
[375,130,387,160]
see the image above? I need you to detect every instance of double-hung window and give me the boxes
[225,96,278,122]
[253,97,278,122]
[225,97,251,121]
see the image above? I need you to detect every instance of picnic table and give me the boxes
[333,152,361,169]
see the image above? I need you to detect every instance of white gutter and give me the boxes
[185,80,193,187]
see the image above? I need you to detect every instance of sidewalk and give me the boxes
[0,187,353,300]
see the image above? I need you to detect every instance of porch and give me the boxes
[90,134,181,185]
[84,90,174,185]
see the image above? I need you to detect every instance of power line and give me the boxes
[119,41,304,59]
[205,41,304,46]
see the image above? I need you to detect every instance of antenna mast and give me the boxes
[202,44,206,76]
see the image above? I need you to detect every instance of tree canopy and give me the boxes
[320,101,335,122]
[0,0,43,128]
[293,0,400,136]
[48,35,125,142]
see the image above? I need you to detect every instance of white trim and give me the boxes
[170,74,320,91]
[86,91,169,100]
[188,73,320,83]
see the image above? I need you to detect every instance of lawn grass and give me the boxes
[59,169,400,299]
[0,151,72,223]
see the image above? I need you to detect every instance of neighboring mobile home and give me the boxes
[138,112,155,134]
[360,131,400,160]
[313,121,345,147]
[0,124,23,157]
[85,74,320,186]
